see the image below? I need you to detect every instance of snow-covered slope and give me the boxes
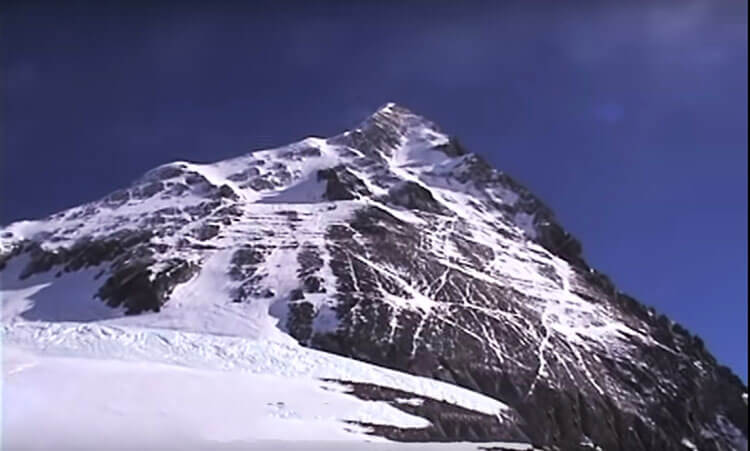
[3,321,510,419]
[1,103,747,450]
[3,345,412,448]
[4,323,534,450]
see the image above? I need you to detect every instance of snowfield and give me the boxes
[1,322,533,450]
[2,321,511,417]
[3,345,397,448]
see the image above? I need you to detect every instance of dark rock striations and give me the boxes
[0,103,745,451]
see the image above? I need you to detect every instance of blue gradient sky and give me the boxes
[2,1,747,380]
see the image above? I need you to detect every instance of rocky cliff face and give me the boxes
[1,104,746,450]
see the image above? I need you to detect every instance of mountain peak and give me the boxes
[368,101,414,118]
[373,101,400,113]
[328,103,448,160]
[364,102,440,132]
[2,104,747,451]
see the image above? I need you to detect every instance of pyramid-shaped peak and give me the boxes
[369,102,426,121]
[324,102,449,158]
[359,102,444,136]
[372,102,409,115]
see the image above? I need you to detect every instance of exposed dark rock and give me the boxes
[216,205,243,218]
[227,245,272,302]
[303,276,324,293]
[143,164,185,181]
[165,183,190,196]
[0,241,25,271]
[453,154,496,184]
[17,230,153,280]
[155,207,180,216]
[584,269,616,297]
[280,146,322,160]
[272,167,293,186]
[298,245,323,275]
[104,189,130,207]
[310,202,749,451]
[133,182,164,200]
[328,379,528,443]
[192,224,220,241]
[96,259,198,314]
[245,176,276,191]
[183,201,220,220]
[231,247,266,267]
[227,167,261,182]
[448,151,588,268]
[288,300,315,343]
[317,166,371,201]
[434,136,468,157]
[535,220,585,268]
[217,184,239,200]
[276,210,301,221]
[387,181,447,214]
[18,245,64,279]
[298,147,322,158]
[185,172,210,186]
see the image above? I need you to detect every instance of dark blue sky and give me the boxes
[2,1,747,380]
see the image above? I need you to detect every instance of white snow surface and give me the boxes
[2,321,510,418]
[2,321,521,449]
[2,345,404,449]
[1,255,125,323]
[2,344,538,450]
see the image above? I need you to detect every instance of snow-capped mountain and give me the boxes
[1,103,746,450]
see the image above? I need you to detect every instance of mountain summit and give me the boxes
[1,104,747,450]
